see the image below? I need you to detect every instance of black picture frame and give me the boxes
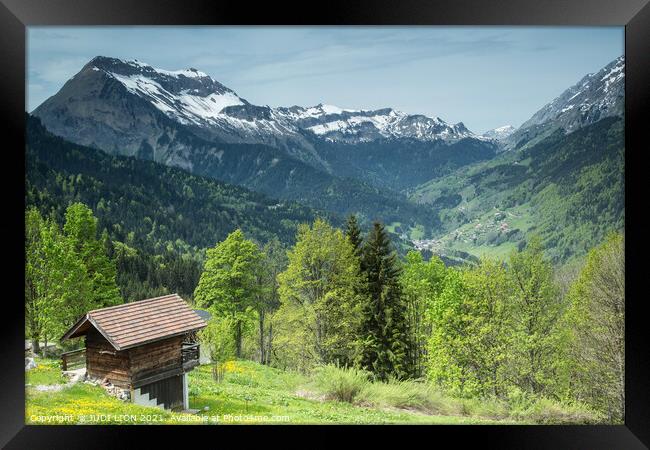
[1,0,648,448]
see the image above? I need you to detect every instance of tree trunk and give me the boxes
[235,320,242,358]
[32,337,40,356]
[259,311,265,364]
[266,323,273,365]
[617,349,625,422]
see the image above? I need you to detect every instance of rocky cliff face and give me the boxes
[33,56,498,184]
[504,56,624,151]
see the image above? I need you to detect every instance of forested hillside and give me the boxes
[410,117,624,263]
[26,114,328,248]
[25,115,329,300]
[313,137,497,191]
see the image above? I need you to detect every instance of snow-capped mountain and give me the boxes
[275,104,475,143]
[33,56,332,168]
[33,55,495,181]
[95,58,246,126]
[48,56,478,146]
[505,55,624,150]
[95,57,318,147]
[481,125,516,141]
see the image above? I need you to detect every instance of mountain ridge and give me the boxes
[504,56,624,151]
[30,54,625,264]
[32,55,500,226]
[37,55,487,148]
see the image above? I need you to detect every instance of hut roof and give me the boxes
[60,294,207,350]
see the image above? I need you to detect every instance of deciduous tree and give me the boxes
[566,232,624,422]
[508,236,564,395]
[277,219,363,370]
[194,229,264,358]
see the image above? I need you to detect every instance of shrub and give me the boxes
[511,397,602,424]
[459,397,509,420]
[312,365,370,403]
[360,379,461,415]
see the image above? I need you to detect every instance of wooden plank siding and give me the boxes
[85,329,185,388]
[85,328,131,387]
[129,336,184,382]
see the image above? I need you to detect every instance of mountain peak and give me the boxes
[280,106,475,143]
[86,56,212,81]
[503,55,624,150]
[72,56,250,128]
[481,125,516,141]
[38,55,484,149]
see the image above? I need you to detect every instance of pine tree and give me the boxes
[345,215,363,257]
[359,221,412,381]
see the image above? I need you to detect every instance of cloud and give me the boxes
[232,31,516,86]
[26,26,623,130]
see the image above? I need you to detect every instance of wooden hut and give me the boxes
[60,293,208,411]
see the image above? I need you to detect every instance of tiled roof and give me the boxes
[61,294,208,350]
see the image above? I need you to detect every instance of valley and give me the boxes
[23,28,627,428]
[29,54,625,266]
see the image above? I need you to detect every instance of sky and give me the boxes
[27,26,623,134]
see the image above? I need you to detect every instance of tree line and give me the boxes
[194,215,624,423]
[25,203,121,353]
[24,199,624,422]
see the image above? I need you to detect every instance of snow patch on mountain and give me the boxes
[519,56,624,133]
[481,125,516,141]
[82,56,486,146]
[102,64,246,127]
[503,55,624,151]
[275,105,475,143]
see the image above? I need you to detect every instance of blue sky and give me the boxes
[27,26,623,133]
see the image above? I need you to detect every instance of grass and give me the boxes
[26,357,194,424]
[311,364,369,403]
[308,365,601,425]
[25,358,598,425]
[360,380,463,416]
[27,383,194,425]
[186,361,498,424]
[25,358,66,386]
[309,366,492,420]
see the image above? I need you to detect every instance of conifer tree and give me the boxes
[345,215,363,257]
[359,221,412,380]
